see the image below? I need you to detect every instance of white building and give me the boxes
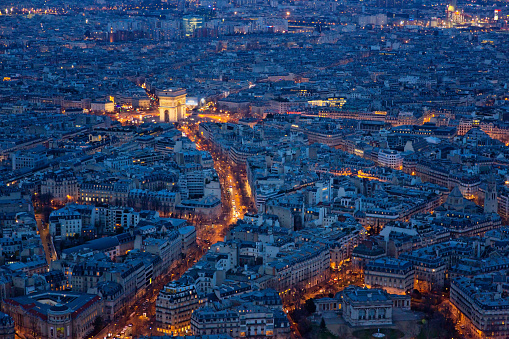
[11,151,47,171]
[49,208,83,240]
[341,286,410,327]
[186,171,205,198]
[238,304,276,337]
[104,155,131,170]
[378,149,403,169]
[144,233,182,271]
[96,206,140,233]
[178,226,197,253]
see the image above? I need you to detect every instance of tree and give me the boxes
[290,308,309,333]
[92,316,104,334]
[162,204,170,217]
[412,289,422,300]
[304,298,316,314]
[127,197,136,208]
[28,316,40,339]
[42,206,54,223]
[297,318,312,335]
[291,284,306,308]
[38,193,53,206]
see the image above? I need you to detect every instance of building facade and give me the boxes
[377,149,402,169]
[2,291,102,339]
[41,170,78,203]
[156,278,204,335]
[190,307,239,337]
[340,286,410,327]
[364,258,414,295]
[48,208,83,240]
[400,252,446,292]
[451,276,509,339]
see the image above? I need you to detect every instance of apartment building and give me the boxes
[364,257,414,295]
[156,277,204,335]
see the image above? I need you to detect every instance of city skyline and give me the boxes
[0,0,509,338]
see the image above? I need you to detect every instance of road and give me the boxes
[93,121,251,338]
[179,122,254,245]
[95,247,203,339]
[35,213,57,263]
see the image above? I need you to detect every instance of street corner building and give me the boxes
[0,312,14,339]
[1,291,103,339]
[155,277,205,335]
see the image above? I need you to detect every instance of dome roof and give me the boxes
[0,312,13,327]
[49,303,69,313]
[448,186,463,198]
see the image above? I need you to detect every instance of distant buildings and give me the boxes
[11,151,47,171]
[399,250,446,292]
[189,288,290,337]
[191,307,240,337]
[182,16,204,37]
[263,243,331,291]
[90,101,114,113]
[49,206,84,240]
